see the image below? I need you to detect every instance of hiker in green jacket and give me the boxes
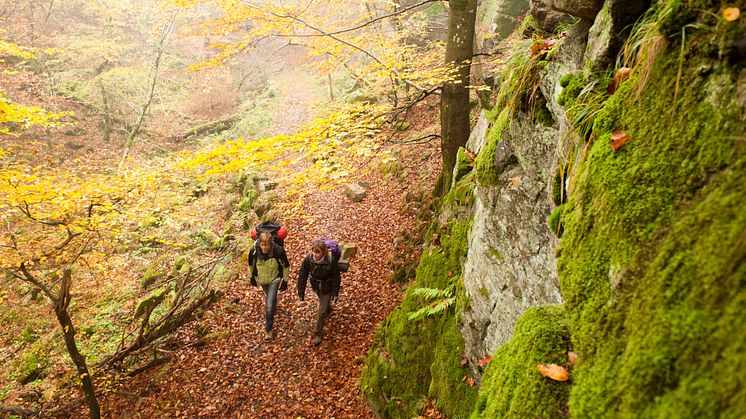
[249,231,290,341]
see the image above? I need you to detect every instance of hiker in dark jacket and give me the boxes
[297,240,341,346]
[249,231,290,341]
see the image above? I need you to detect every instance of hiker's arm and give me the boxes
[279,248,291,281]
[331,265,341,297]
[297,257,309,300]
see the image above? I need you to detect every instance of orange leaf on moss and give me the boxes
[723,7,740,21]
[610,131,630,151]
[537,363,570,381]
[476,355,493,368]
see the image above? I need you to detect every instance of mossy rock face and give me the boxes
[471,305,571,418]
[548,204,565,238]
[361,215,476,418]
[238,189,258,212]
[556,14,746,417]
[475,107,512,186]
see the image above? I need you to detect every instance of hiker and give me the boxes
[297,240,341,346]
[249,230,290,341]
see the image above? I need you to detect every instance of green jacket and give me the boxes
[249,242,290,285]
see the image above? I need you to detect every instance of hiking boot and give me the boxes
[312,335,322,346]
[264,330,273,341]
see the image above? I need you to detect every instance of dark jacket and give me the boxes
[297,253,341,299]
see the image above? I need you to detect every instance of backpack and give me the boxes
[248,221,287,267]
[250,221,287,247]
[318,238,349,273]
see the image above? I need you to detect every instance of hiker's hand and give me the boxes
[250,276,257,287]
[279,280,288,292]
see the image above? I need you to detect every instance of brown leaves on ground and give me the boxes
[536,363,570,382]
[530,34,558,58]
[95,141,440,417]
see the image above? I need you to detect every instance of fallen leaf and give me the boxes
[608,66,631,94]
[476,354,493,368]
[610,131,630,151]
[567,351,578,366]
[508,176,522,188]
[462,376,476,386]
[723,7,740,21]
[537,363,570,381]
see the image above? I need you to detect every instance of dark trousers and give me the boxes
[314,293,332,337]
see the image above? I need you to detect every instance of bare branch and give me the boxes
[264,9,432,93]
[274,0,438,38]
[19,263,55,302]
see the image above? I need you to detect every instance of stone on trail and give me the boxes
[344,183,367,202]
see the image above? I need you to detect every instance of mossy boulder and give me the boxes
[361,216,476,418]
[195,229,222,250]
[140,265,167,290]
[471,305,571,418]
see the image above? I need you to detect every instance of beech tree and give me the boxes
[438,0,477,195]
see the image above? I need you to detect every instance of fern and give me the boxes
[408,285,456,322]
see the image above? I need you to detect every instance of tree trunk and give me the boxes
[438,0,477,196]
[119,20,173,170]
[55,270,101,418]
[327,73,335,101]
[99,82,111,143]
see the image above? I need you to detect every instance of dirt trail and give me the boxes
[103,173,412,418]
[266,69,324,136]
[101,70,427,418]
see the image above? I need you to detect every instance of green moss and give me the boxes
[475,107,512,186]
[195,229,222,250]
[430,315,478,415]
[238,189,257,212]
[443,171,476,208]
[557,16,746,417]
[135,285,170,318]
[453,147,474,186]
[487,247,503,261]
[471,305,571,418]
[20,326,36,343]
[548,204,566,238]
[174,257,191,276]
[552,164,569,206]
[361,217,473,418]
[140,265,166,290]
[557,73,582,107]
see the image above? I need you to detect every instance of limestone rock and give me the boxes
[530,0,575,33]
[344,183,367,202]
[547,0,604,20]
[584,0,651,70]
[341,243,358,259]
[257,180,277,192]
[460,114,562,369]
[466,110,490,154]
